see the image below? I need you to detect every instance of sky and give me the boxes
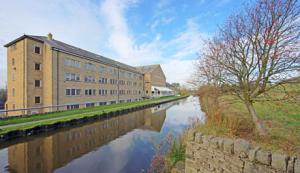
[0,0,251,88]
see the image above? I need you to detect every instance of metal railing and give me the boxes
[0,99,143,118]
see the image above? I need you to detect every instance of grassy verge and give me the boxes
[195,85,300,156]
[0,95,186,135]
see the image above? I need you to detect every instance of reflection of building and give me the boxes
[7,106,168,173]
[136,64,174,98]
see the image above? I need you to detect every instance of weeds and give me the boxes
[169,141,185,165]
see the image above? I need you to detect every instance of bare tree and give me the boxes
[196,0,300,135]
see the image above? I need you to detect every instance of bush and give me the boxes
[196,85,255,138]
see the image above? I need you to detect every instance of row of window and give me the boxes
[64,73,142,86]
[64,59,81,68]
[66,98,142,110]
[64,58,143,80]
[66,89,142,96]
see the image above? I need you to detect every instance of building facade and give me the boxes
[4,34,145,116]
[136,64,173,97]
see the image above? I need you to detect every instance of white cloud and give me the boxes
[0,0,105,88]
[0,0,207,87]
[162,59,197,85]
[150,17,175,31]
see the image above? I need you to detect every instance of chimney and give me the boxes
[47,33,53,40]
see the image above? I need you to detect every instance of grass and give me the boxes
[0,95,185,135]
[195,85,300,156]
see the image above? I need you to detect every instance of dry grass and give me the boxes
[195,85,300,156]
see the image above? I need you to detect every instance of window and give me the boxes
[71,89,76,95]
[99,66,106,73]
[12,88,15,96]
[99,78,108,84]
[86,103,95,108]
[35,80,41,87]
[99,89,107,95]
[35,63,41,71]
[85,89,95,96]
[64,59,81,68]
[66,89,81,96]
[35,96,41,104]
[65,73,80,81]
[67,104,79,110]
[66,89,71,96]
[12,58,15,66]
[76,89,81,95]
[34,46,41,54]
[99,102,107,106]
[110,90,117,95]
[85,63,96,71]
[84,76,95,83]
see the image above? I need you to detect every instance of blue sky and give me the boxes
[0,0,251,87]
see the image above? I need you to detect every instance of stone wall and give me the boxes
[185,130,300,173]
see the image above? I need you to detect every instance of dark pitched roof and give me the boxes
[4,35,141,73]
[135,64,160,74]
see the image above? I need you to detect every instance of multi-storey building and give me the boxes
[4,33,145,116]
[136,64,173,97]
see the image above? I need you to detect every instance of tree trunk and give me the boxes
[245,102,268,136]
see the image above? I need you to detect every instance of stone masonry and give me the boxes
[185,130,300,173]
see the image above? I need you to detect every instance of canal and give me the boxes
[0,96,204,173]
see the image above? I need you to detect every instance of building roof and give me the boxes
[4,34,141,74]
[135,64,160,73]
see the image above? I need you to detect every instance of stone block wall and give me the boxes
[185,130,300,173]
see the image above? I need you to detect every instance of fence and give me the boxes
[0,98,143,118]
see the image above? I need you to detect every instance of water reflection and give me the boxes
[0,96,204,173]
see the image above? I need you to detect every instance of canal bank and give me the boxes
[0,96,204,173]
[0,96,187,141]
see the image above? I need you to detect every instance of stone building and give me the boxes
[136,64,173,98]
[4,33,146,116]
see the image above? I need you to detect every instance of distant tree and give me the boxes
[171,83,180,88]
[0,87,7,104]
[195,0,300,135]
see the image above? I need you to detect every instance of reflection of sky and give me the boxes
[0,149,8,173]
[55,96,205,173]
[0,96,204,173]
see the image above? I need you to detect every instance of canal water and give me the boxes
[0,96,205,173]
